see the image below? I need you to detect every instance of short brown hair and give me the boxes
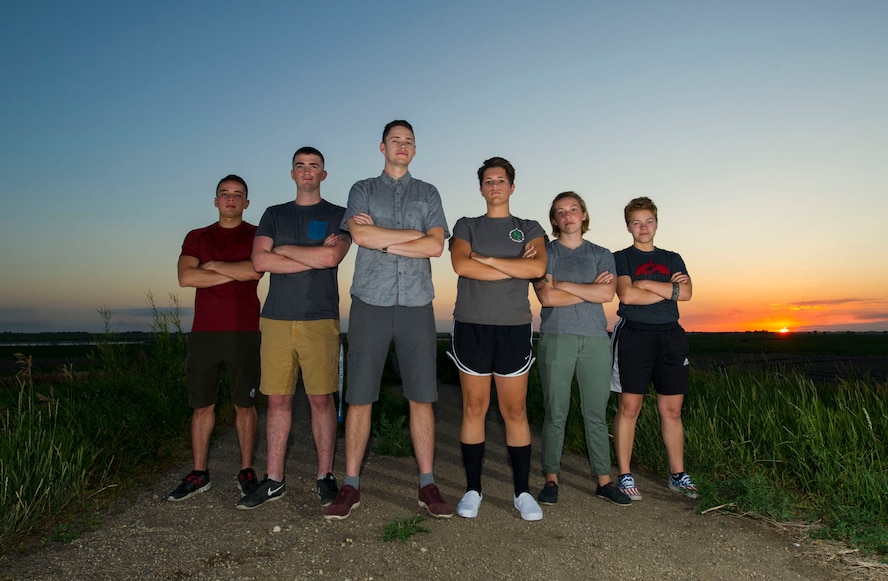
[477,156,515,186]
[292,146,325,167]
[216,174,248,198]
[549,191,590,237]
[623,196,658,224]
[382,120,414,142]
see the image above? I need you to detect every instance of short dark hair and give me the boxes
[549,191,590,237]
[216,174,248,198]
[382,120,414,142]
[292,146,325,167]
[624,196,658,224]
[477,156,515,186]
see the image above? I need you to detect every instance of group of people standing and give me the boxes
[168,119,697,524]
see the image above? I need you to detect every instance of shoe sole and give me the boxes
[537,498,557,506]
[596,493,632,506]
[318,490,338,507]
[418,500,453,519]
[236,492,285,510]
[324,501,360,521]
[167,482,211,502]
[516,510,543,522]
[668,484,699,499]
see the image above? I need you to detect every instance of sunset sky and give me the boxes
[2,1,886,334]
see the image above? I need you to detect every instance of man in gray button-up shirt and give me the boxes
[324,120,453,521]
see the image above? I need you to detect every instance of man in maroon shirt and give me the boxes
[167,175,263,502]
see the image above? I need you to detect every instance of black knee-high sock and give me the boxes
[461,441,485,493]
[507,444,532,496]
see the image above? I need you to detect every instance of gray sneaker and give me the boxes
[316,473,339,506]
[236,476,285,510]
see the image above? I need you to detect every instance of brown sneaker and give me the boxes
[323,484,360,520]
[418,483,453,518]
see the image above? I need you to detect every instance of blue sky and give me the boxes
[2,1,887,333]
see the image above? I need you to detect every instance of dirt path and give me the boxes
[2,384,854,580]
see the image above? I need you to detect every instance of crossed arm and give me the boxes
[251,233,351,274]
[451,236,547,281]
[534,270,616,307]
[616,271,692,305]
[177,255,262,288]
[347,213,445,258]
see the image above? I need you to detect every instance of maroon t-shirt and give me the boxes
[180,221,260,332]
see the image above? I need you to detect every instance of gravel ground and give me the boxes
[2,383,860,580]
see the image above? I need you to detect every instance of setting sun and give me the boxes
[778,327,791,334]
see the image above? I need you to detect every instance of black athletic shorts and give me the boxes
[611,318,689,395]
[186,331,259,408]
[448,320,534,377]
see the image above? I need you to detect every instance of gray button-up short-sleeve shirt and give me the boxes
[341,172,450,307]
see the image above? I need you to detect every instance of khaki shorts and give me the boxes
[259,318,341,396]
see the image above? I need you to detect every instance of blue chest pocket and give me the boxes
[308,220,328,241]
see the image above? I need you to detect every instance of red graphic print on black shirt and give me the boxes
[635,260,671,278]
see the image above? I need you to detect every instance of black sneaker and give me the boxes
[167,470,211,502]
[596,481,632,506]
[316,473,339,506]
[238,468,259,497]
[536,480,559,505]
[236,476,285,510]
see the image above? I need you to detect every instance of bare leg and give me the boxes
[191,404,215,471]
[344,403,372,478]
[409,400,436,474]
[657,394,686,474]
[233,404,257,470]
[614,393,644,474]
[308,393,337,477]
[459,372,492,444]
[265,394,293,481]
[492,374,531,447]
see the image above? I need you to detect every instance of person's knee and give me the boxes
[346,402,373,420]
[462,398,488,421]
[192,404,215,419]
[308,393,335,412]
[267,395,292,413]
[658,405,683,422]
[618,399,642,419]
[500,401,528,424]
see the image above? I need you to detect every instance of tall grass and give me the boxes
[683,368,887,554]
[526,358,888,557]
[0,295,191,551]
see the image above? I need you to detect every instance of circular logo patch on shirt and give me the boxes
[509,228,525,243]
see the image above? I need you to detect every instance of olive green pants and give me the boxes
[538,334,613,476]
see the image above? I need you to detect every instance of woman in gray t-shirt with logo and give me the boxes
[448,157,547,521]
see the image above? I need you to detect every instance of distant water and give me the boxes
[2,341,147,347]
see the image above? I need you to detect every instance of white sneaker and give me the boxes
[456,490,482,518]
[513,492,543,521]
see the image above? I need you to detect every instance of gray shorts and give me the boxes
[345,297,438,405]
